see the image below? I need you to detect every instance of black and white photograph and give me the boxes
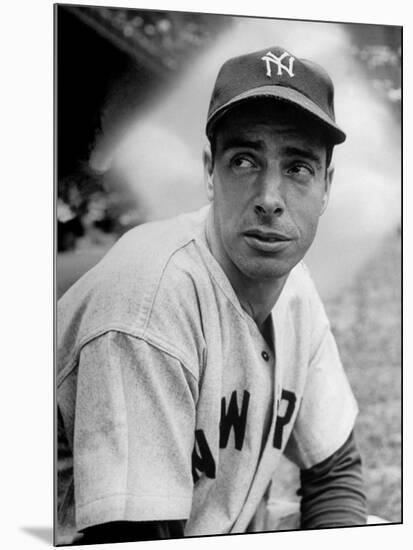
[1,0,408,548]
[53,2,403,547]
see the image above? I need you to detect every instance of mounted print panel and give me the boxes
[55,3,402,546]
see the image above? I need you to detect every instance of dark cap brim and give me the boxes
[206,85,346,145]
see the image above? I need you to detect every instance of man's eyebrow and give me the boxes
[282,146,323,166]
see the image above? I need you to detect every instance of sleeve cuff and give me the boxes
[77,494,192,531]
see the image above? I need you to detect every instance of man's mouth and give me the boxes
[243,229,293,253]
[243,230,291,242]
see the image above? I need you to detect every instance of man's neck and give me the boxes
[205,211,287,331]
[226,269,286,330]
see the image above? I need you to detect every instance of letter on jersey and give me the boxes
[219,390,250,451]
[273,389,297,449]
[192,429,216,483]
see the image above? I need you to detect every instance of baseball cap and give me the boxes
[206,46,346,145]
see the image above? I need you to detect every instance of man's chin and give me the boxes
[239,258,296,282]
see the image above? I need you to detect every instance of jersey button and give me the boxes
[261,350,269,361]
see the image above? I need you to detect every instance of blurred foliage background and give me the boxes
[56,5,401,525]
[57,6,227,252]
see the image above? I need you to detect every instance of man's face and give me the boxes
[205,101,333,282]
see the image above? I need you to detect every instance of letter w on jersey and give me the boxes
[220,390,250,450]
[261,51,295,78]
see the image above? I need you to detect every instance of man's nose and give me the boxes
[254,169,285,217]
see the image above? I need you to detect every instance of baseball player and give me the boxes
[57,46,367,545]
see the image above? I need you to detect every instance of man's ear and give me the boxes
[203,143,214,202]
[320,165,334,215]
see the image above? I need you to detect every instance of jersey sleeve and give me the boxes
[285,275,358,470]
[65,331,197,531]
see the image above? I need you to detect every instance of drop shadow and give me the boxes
[21,526,54,545]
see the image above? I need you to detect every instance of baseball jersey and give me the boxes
[57,205,358,544]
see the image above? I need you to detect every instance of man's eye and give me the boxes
[287,163,314,180]
[231,156,256,169]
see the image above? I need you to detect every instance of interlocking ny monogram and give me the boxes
[261,51,295,78]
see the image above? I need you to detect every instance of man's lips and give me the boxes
[243,229,294,253]
[243,229,292,242]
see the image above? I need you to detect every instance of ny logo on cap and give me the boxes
[261,51,295,78]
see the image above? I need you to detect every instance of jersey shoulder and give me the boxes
[57,207,210,377]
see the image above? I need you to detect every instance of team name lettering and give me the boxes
[273,389,297,449]
[219,390,250,450]
[191,388,297,482]
[192,429,216,483]
[261,51,295,78]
